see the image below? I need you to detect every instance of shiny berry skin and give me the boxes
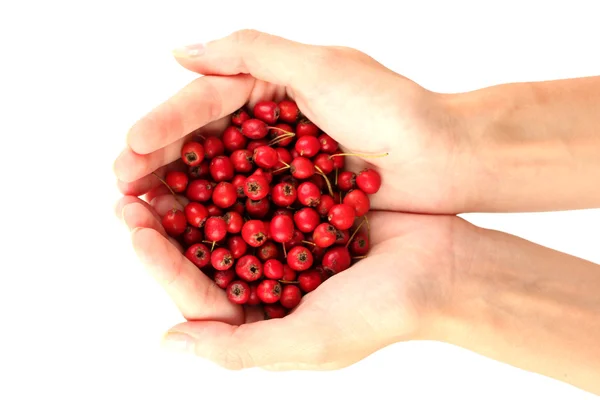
[188,160,210,179]
[313,153,334,174]
[269,214,294,243]
[287,246,314,271]
[270,123,295,147]
[222,126,247,152]
[253,145,278,169]
[290,157,315,179]
[318,133,338,154]
[231,108,250,126]
[184,202,208,227]
[290,148,300,159]
[245,198,270,219]
[274,147,293,172]
[241,220,268,247]
[203,136,225,159]
[181,141,205,166]
[211,247,234,271]
[295,136,320,158]
[356,168,381,194]
[227,235,247,259]
[263,221,272,240]
[271,182,297,207]
[294,208,320,233]
[241,118,268,139]
[264,304,287,319]
[309,174,325,191]
[165,171,188,193]
[327,204,356,230]
[185,243,211,268]
[263,259,284,279]
[205,216,227,242]
[186,179,213,202]
[235,255,263,282]
[230,149,254,173]
[337,171,356,192]
[206,204,223,217]
[227,280,250,304]
[335,229,350,245]
[298,270,323,292]
[251,168,272,184]
[349,230,370,256]
[296,119,319,137]
[344,189,370,217]
[182,226,203,246]
[331,152,345,169]
[247,139,270,152]
[231,175,247,198]
[278,100,299,123]
[297,182,321,207]
[161,209,187,236]
[322,246,351,275]
[224,211,243,233]
[212,182,237,209]
[313,223,337,248]
[253,100,280,124]
[280,285,302,309]
[286,229,305,248]
[246,284,261,306]
[257,241,280,261]
[256,279,282,303]
[214,269,235,289]
[209,156,235,182]
[282,264,297,281]
[316,194,335,217]
[243,175,269,201]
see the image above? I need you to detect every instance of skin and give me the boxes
[112,30,600,394]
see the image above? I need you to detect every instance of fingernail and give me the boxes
[162,332,195,354]
[172,43,205,58]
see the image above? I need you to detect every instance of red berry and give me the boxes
[313,223,337,248]
[161,209,187,237]
[227,235,247,259]
[295,136,320,158]
[184,202,208,227]
[296,119,319,137]
[246,283,261,306]
[212,182,237,209]
[231,175,247,198]
[205,216,227,242]
[356,168,381,194]
[231,108,251,126]
[290,148,301,159]
[241,220,268,247]
[286,229,305,248]
[298,270,323,292]
[235,255,263,282]
[337,171,356,192]
[344,189,370,217]
[211,247,234,270]
[313,153,334,174]
[272,182,297,207]
[224,211,243,233]
[209,156,234,182]
[274,147,292,171]
[263,259,284,279]
[309,174,325,191]
[322,246,351,275]
[185,243,211,268]
[186,179,214,202]
[222,126,247,152]
[243,175,269,200]
[297,182,321,207]
[251,167,273,184]
[280,285,302,309]
[214,269,235,289]
[273,208,294,218]
[247,139,270,152]
[294,207,320,233]
[278,100,299,123]
[188,161,210,179]
[253,145,278,169]
[257,241,280,261]
[331,152,345,169]
[182,226,203,246]
[227,280,250,304]
[316,194,335,217]
[231,201,245,215]
[241,118,268,139]
[253,100,280,124]
[287,246,314,271]
[245,198,270,219]
[203,136,225,159]
[181,141,205,166]
[207,204,223,217]
[269,214,294,243]
[335,229,350,245]
[264,304,287,319]
[282,264,297,281]
[290,157,315,179]
[230,149,254,173]
[349,230,369,256]
[318,133,338,154]
[165,171,188,193]
[256,279,282,303]
[270,123,295,147]
[327,204,356,230]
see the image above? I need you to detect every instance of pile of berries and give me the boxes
[158,99,383,319]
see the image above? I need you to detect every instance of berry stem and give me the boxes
[329,152,389,159]
[346,216,367,248]
[268,126,295,135]
[282,243,287,258]
[314,165,334,198]
[301,240,316,246]
[211,241,216,251]
[352,256,367,260]
[273,165,291,174]
[268,131,296,146]
[152,172,184,208]
[335,167,339,186]
[278,280,299,284]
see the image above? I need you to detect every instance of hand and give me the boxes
[113,30,473,214]
[116,193,463,370]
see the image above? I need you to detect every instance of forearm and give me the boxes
[452,76,600,212]
[438,226,600,394]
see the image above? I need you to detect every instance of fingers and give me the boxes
[126,74,254,156]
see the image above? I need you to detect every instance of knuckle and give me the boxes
[213,348,246,370]
[231,29,262,47]
[201,80,223,121]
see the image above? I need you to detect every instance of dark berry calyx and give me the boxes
[185,152,198,162]
[253,233,266,244]
[298,252,308,262]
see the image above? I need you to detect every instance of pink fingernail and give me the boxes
[162,332,195,354]
[172,43,205,58]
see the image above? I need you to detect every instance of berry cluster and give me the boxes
[158,100,383,319]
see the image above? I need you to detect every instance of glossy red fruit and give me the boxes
[165,171,188,193]
[322,246,351,275]
[282,264,297,281]
[280,285,302,309]
[241,118,268,139]
[318,133,338,154]
[297,182,321,207]
[263,259,284,279]
[253,145,278,169]
[294,208,320,233]
[287,246,314,271]
[290,157,315,179]
[253,100,280,124]
[296,119,319,137]
[349,230,369,256]
[227,280,250,304]
[231,201,245,215]
[162,209,187,236]
[209,156,235,182]
[241,220,268,247]
[181,141,205,166]
[212,182,237,209]
[316,194,335,217]
[328,204,356,230]
[313,154,333,175]
[344,189,370,217]
[205,217,227,242]
[356,168,381,194]
[245,198,270,219]
[243,175,269,201]
[188,160,210,179]
[309,174,325,191]
[331,152,345,169]
[337,171,356,192]
[230,149,254,173]
[273,208,293,218]
[257,241,279,261]
[223,211,243,234]
[313,223,337,248]
[235,255,263,282]
[335,229,350,245]
[211,247,234,271]
[231,175,247,199]
[185,243,211,268]
[203,136,225,159]
[182,226,203,246]
[278,100,299,123]
[270,123,295,147]
[247,139,270,152]
[269,214,295,243]
[227,235,247,259]
[286,230,305,248]
[271,182,297,207]
[231,108,251,126]
[207,204,223,217]
[298,270,323,292]
[257,279,282,303]
[295,136,320,158]
[246,283,261,306]
[186,179,214,202]
[251,168,273,184]
[184,202,208,227]
[214,269,235,289]
[274,147,292,172]
[222,126,247,152]
[264,304,287,319]
[290,148,300,159]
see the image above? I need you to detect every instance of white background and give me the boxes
[1,1,599,399]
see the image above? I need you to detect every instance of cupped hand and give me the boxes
[113,30,474,214]
[116,193,465,370]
